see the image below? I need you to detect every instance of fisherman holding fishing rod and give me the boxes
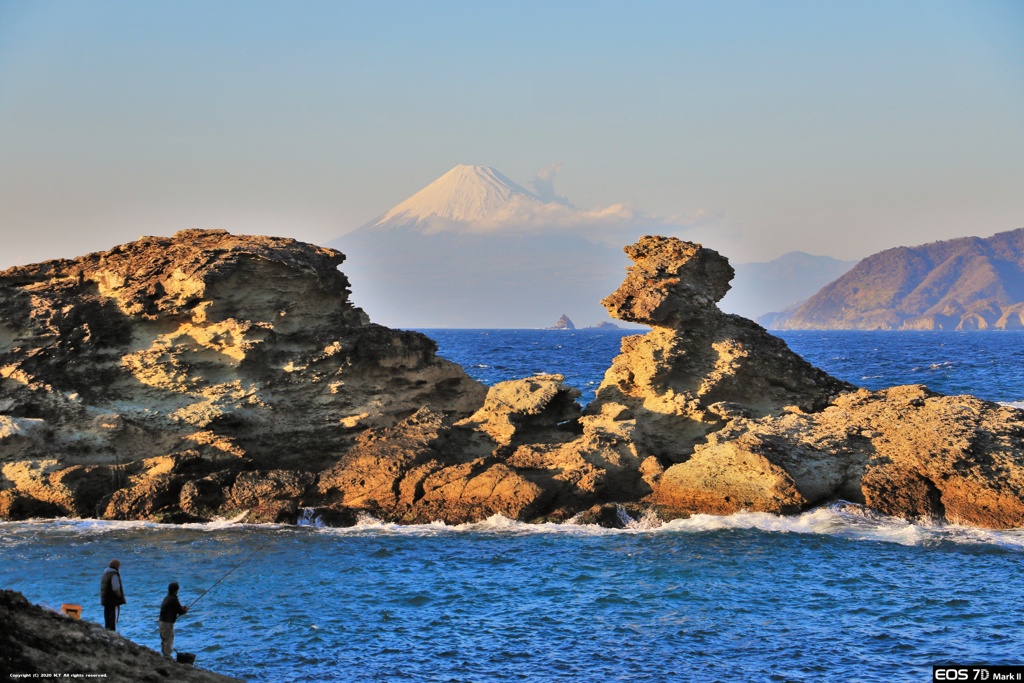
[158,582,189,659]
[157,544,270,661]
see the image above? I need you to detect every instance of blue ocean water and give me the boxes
[2,331,1023,683]
[423,329,1024,405]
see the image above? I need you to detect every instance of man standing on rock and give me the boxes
[99,558,126,630]
[158,582,189,659]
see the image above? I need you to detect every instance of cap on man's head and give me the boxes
[168,582,179,593]
[109,559,121,569]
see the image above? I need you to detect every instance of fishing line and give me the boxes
[187,543,271,610]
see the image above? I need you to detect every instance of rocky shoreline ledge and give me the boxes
[0,589,241,682]
[2,230,1022,529]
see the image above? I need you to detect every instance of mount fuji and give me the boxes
[326,165,849,328]
[327,165,677,328]
[362,165,552,233]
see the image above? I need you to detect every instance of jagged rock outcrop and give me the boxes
[315,375,584,524]
[648,384,1024,526]
[563,236,1024,528]
[767,227,1024,330]
[586,237,852,461]
[3,230,1023,529]
[0,589,242,681]
[0,230,486,522]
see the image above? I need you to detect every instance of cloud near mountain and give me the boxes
[360,164,697,241]
[530,162,570,205]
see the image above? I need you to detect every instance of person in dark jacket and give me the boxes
[158,582,189,659]
[99,559,126,630]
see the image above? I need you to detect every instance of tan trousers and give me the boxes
[158,620,175,658]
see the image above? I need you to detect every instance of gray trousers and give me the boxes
[158,620,175,658]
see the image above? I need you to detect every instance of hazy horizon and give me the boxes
[2,1,1023,293]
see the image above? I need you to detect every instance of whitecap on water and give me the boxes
[4,505,1022,550]
[0,517,160,534]
[661,502,1024,551]
[180,511,249,529]
[309,504,1024,551]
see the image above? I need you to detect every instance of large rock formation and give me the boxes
[588,237,852,459]
[0,589,241,681]
[767,226,1024,330]
[0,230,485,522]
[2,230,1023,529]
[576,237,1024,526]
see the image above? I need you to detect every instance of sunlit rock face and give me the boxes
[588,235,852,462]
[3,231,1023,530]
[585,236,1024,528]
[0,230,486,520]
[647,383,1024,528]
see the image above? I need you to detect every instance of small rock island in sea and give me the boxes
[549,314,575,330]
[2,230,1023,529]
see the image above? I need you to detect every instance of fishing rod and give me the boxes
[187,543,271,610]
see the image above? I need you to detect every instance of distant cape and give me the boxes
[765,227,1024,330]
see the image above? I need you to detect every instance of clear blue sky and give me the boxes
[1,0,1022,267]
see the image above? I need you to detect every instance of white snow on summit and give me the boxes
[329,163,713,327]
[379,164,542,224]
[354,164,675,238]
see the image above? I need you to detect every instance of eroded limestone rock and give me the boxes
[588,236,852,463]
[3,231,1022,529]
[0,230,485,521]
[589,237,1024,528]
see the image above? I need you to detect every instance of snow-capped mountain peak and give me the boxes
[378,164,542,225]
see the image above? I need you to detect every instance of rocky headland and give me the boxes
[766,226,1024,330]
[0,589,241,681]
[2,230,1023,529]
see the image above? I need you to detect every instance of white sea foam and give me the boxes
[325,504,1024,550]
[3,505,1022,550]
[180,511,250,529]
[307,504,1024,551]
[0,517,160,533]
[1000,400,1024,410]
[659,503,1024,550]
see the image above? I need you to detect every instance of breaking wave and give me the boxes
[178,502,1024,551]
[4,503,1023,551]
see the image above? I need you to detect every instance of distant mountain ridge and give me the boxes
[766,227,1024,330]
[719,251,857,321]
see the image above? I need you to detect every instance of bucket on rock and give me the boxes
[176,652,196,665]
[60,604,82,619]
